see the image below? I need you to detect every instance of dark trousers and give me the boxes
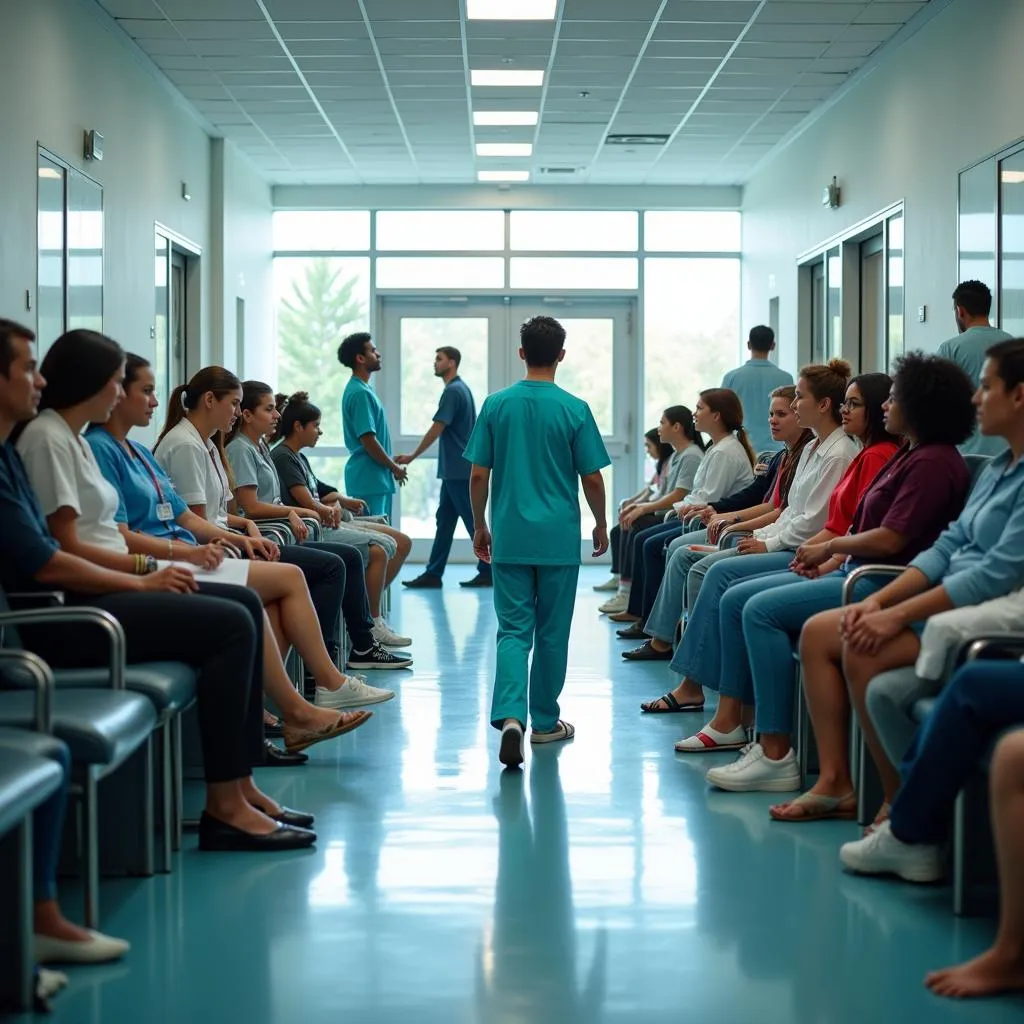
[627,520,684,618]
[890,660,1024,844]
[618,513,661,580]
[28,589,263,784]
[425,478,490,578]
[278,544,344,649]
[304,540,375,650]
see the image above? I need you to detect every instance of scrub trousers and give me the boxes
[358,494,393,519]
[490,562,580,733]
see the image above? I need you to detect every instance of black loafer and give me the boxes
[271,807,315,829]
[403,573,442,589]
[616,623,649,640]
[623,641,673,661]
[198,813,316,852]
[262,738,308,767]
[460,573,493,588]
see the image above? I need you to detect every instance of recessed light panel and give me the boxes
[473,111,539,126]
[476,143,533,157]
[467,0,556,19]
[471,70,544,87]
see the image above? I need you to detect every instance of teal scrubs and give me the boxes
[463,380,610,732]
[342,375,395,517]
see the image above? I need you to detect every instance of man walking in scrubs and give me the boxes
[464,316,610,769]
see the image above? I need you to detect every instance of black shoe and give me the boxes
[616,623,649,640]
[270,806,315,829]
[262,738,309,766]
[623,640,673,662]
[347,642,414,671]
[198,812,316,852]
[265,718,283,738]
[403,572,442,589]
[460,573,493,588]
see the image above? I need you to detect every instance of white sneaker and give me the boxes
[674,724,748,753]
[705,743,801,792]
[593,575,620,592]
[35,929,130,964]
[599,594,629,614]
[372,617,412,647]
[839,820,943,883]
[315,676,395,709]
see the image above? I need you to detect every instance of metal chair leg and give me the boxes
[0,819,34,1011]
[83,772,99,930]
[171,715,183,852]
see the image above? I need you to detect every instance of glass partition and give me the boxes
[1000,149,1024,337]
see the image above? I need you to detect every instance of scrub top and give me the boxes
[463,379,610,566]
[342,376,394,498]
[434,376,476,481]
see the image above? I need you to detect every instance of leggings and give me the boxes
[22,589,261,784]
[277,544,344,649]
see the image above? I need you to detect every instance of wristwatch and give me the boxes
[142,555,158,575]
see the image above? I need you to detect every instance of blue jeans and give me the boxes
[669,552,795,686]
[888,660,1024,844]
[643,525,708,642]
[425,478,490,578]
[626,520,683,618]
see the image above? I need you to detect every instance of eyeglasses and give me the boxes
[839,399,865,412]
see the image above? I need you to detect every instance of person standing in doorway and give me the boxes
[937,279,1013,457]
[338,331,406,518]
[465,316,611,769]
[721,326,793,455]
[398,346,492,589]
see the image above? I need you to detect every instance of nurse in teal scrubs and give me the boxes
[338,331,406,518]
[465,315,610,769]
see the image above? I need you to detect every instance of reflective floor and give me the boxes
[26,568,1024,1022]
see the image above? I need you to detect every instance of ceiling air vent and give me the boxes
[539,166,581,175]
[605,134,669,146]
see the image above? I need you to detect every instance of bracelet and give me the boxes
[133,554,146,576]
[168,539,173,560]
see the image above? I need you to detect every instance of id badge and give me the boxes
[155,502,174,522]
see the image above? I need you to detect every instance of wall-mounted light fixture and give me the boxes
[822,176,841,209]
[84,129,104,162]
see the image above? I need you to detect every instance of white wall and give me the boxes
[741,0,1024,373]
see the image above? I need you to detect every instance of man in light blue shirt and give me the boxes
[465,316,610,769]
[720,326,793,455]
[936,280,1013,458]
[338,331,406,518]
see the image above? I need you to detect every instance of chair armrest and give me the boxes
[0,607,125,690]
[257,522,292,546]
[0,649,55,731]
[5,592,65,608]
[962,633,1024,663]
[841,565,904,606]
[299,517,322,541]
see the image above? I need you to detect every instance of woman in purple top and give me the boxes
[683,352,977,796]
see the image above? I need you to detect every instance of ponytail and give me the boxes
[734,425,757,468]
[698,388,754,465]
[155,366,241,451]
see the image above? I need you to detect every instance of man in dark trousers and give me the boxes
[399,346,492,588]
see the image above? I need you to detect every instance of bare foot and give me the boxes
[240,777,282,817]
[769,782,856,821]
[650,639,671,653]
[926,947,1024,999]
[206,803,279,836]
[33,902,93,943]
[286,703,349,731]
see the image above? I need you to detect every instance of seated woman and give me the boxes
[599,405,706,615]
[260,388,413,645]
[778,338,1024,826]
[641,360,858,723]
[595,427,673,592]
[1,324,333,851]
[85,354,399,718]
[154,367,411,671]
[692,356,974,792]
[626,385,811,659]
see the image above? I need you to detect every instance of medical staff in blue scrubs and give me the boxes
[465,315,610,769]
[720,325,793,454]
[338,331,406,518]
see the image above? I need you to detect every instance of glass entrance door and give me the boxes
[379,296,636,563]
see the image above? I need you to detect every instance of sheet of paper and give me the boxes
[155,558,251,587]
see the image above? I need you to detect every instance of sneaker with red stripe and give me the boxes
[674,724,748,753]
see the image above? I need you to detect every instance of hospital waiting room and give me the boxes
[3,0,1024,1020]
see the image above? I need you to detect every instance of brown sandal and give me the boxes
[769,790,857,823]
[283,711,373,753]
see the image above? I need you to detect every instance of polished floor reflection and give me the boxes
[26,568,1023,1022]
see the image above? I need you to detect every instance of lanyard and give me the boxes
[127,442,165,503]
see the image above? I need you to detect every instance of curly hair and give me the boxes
[890,351,976,446]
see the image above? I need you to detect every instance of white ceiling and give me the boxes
[96,0,932,186]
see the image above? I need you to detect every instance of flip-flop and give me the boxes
[530,720,575,744]
[283,710,373,753]
[769,790,857,823]
[640,692,705,714]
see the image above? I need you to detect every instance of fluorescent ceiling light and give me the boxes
[471,69,544,87]
[473,110,539,126]
[476,143,533,157]
[478,170,530,182]
[467,0,556,18]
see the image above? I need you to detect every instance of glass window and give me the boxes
[643,259,740,428]
[579,466,613,541]
[272,211,370,252]
[887,213,905,364]
[552,318,614,434]
[959,161,997,306]
[273,256,371,447]
[303,453,350,496]
[509,211,638,251]
[1000,151,1024,337]
[399,459,444,539]
[509,257,637,290]
[37,156,65,355]
[376,211,504,251]
[376,257,505,290]
[827,249,842,361]
[67,170,103,333]
[154,233,170,417]
[644,211,741,252]
[397,317,489,435]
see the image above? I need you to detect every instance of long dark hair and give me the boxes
[275,391,321,445]
[154,366,240,462]
[850,372,899,448]
[663,404,708,453]
[38,330,125,412]
[124,353,151,388]
[226,380,274,445]
[644,427,673,477]
[698,388,756,467]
